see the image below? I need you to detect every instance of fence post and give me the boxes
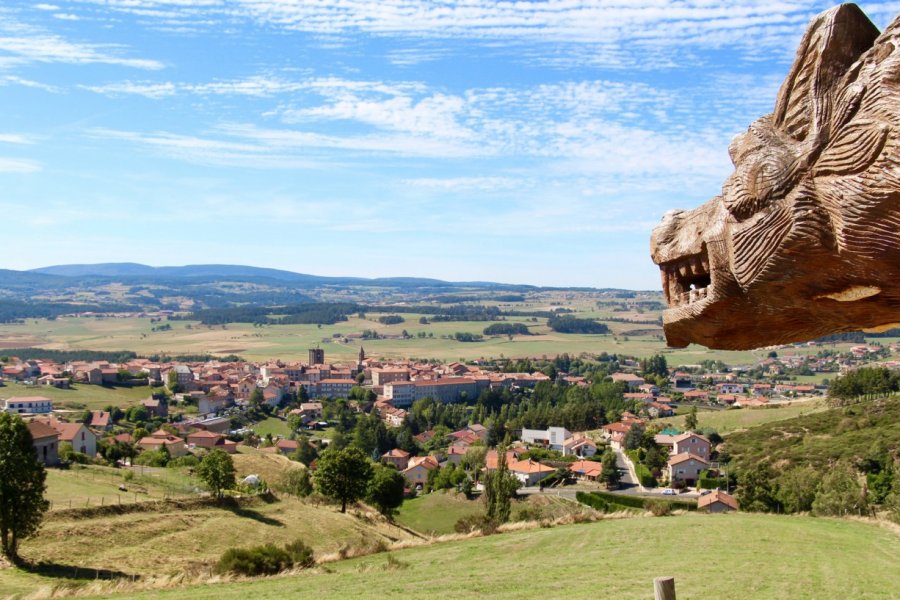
[654,576,676,600]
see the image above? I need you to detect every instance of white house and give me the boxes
[521,426,571,451]
[3,396,53,414]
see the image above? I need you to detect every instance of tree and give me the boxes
[197,449,236,499]
[0,413,50,563]
[624,423,645,450]
[366,464,405,517]
[483,445,518,524]
[600,449,620,489]
[776,465,821,513]
[684,405,699,431]
[736,463,779,512]
[314,447,373,513]
[290,440,319,467]
[279,468,313,497]
[812,462,867,517]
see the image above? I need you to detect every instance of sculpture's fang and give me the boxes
[659,246,711,308]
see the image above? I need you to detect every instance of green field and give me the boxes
[0,381,150,411]
[251,416,291,439]
[66,512,900,600]
[658,399,829,434]
[395,491,485,535]
[44,464,197,510]
[0,315,861,365]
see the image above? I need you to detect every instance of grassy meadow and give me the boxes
[53,512,900,600]
[657,399,829,434]
[0,313,861,366]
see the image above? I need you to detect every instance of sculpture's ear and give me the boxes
[774,4,879,144]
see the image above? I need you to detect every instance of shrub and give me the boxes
[216,544,293,576]
[645,499,672,516]
[283,539,315,568]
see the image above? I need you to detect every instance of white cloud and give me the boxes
[0,157,40,172]
[70,0,858,68]
[53,13,81,21]
[33,4,59,10]
[81,81,176,98]
[0,134,35,144]
[1,75,59,92]
[0,15,163,70]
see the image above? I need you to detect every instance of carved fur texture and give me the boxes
[650,3,899,350]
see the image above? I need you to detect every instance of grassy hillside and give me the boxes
[65,512,900,600]
[723,396,900,470]
[658,399,828,434]
[0,495,417,597]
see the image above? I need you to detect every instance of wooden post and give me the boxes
[654,576,676,600]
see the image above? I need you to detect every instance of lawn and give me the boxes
[44,464,197,510]
[395,491,485,535]
[0,381,151,411]
[74,512,900,600]
[251,416,291,439]
[658,399,828,434]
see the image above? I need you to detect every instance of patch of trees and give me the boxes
[453,332,483,342]
[829,367,900,404]
[377,315,405,325]
[186,302,359,325]
[483,323,530,336]
[0,348,137,363]
[404,380,633,438]
[547,315,610,334]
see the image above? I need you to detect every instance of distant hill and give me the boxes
[28,263,537,289]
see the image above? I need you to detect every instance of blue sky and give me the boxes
[2,1,898,289]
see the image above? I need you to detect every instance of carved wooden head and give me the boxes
[651,4,900,350]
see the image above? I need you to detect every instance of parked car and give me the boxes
[662,488,676,496]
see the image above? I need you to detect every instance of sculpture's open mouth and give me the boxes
[659,244,712,308]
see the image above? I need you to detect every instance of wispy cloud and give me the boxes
[0,74,59,92]
[0,133,36,144]
[0,14,163,70]
[71,0,858,68]
[0,157,40,172]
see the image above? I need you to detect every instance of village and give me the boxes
[3,337,897,516]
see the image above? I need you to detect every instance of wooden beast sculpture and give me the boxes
[651,3,900,350]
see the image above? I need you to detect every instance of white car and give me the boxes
[662,488,676,496]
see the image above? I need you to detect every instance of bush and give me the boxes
[216,539,315,576]
[645,499,672,516]
[216,544,293,576]
[284,539,315,568]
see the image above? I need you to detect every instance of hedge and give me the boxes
[581,491,696,512]
[576,491,610,512]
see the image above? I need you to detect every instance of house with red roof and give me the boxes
[698,490,739,513]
